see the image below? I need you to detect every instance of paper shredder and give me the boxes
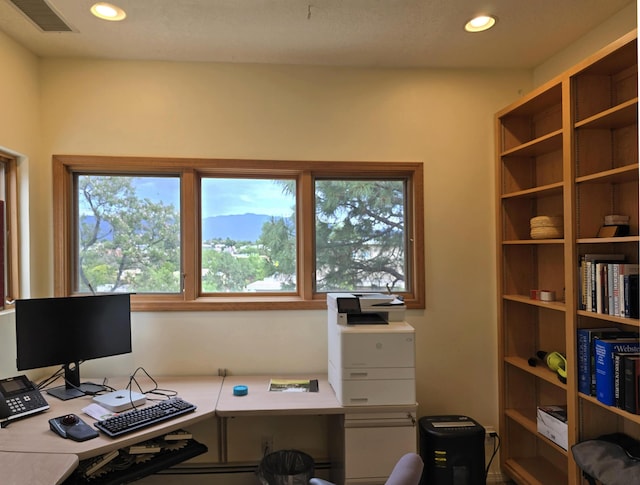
[419,415,485,485]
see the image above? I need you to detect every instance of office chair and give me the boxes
[309,452,424,485]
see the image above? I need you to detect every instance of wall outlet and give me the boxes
[261,435,274,455]
[484,425,497,438]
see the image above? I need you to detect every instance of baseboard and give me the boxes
[486,469,511,484]
[137,460,331,485]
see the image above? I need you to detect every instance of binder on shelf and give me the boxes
[622,354,640,414]
[594,338,640,406]
[577,328,625,396]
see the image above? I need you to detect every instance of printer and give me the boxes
[327,292,407,325]
[327,293,416,406]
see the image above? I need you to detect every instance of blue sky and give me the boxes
[133,177,295,218]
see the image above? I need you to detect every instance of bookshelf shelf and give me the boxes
[503,239,564,245]
[505,356,567,388]
[501,130,563,158]
[501,182,564,200]
[578,235,639,244]
[574,98,638,129]
[576,309,640,327]
[504,457,568,485]
[580,393,640,425]
[505,407,535,428]
[575,164,640,185]
[496,30,639,485]
[503,294,566,311]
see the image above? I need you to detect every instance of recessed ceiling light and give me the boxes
[464,15,497,33]
[90,2,127,21]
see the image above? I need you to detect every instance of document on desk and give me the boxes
[268,379,319,392]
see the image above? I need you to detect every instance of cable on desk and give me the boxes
[128,367,178,403]
[36,364,114,396]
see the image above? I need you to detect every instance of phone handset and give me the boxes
[0,392,12,420]
[0,375,50,426]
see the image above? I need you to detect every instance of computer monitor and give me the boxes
[15,293,132,401]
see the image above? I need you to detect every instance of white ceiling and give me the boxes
[0,0,635,69]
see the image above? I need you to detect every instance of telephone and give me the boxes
[0,374,50,426]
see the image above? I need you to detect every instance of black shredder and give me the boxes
[419,415,485,485]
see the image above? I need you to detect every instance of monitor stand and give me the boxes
[46,382,106,401]
[46,362,106,400]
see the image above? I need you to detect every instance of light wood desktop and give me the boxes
[0,451,79,485]
[0,374,417,485]
[217,375,342,416]
[0,375,221,460]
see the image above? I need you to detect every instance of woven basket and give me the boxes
[530,216,563,239]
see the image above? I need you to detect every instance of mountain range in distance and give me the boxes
[82,213,284,243]
[202,213,284,241]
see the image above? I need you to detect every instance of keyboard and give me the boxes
[94,397,197,437]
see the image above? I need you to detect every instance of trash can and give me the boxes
[419,415,485,485]
[257,449,314,485]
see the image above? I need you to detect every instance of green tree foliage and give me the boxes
[257,216,296,289]
[314,180,405,291]
[201,243,265,292]
[78,176,180,293]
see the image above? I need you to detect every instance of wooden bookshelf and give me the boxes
[495,30,639,484]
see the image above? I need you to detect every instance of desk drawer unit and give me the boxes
[344,411,417,484]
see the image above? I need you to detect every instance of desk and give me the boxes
[0,376,222,460]
[0,451,78,485]
[218,375,417,485]
[1,374,415,485]
[217,375,342,416]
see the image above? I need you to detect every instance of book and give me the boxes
[577,328,624,395]
[582,254,625,313]
[618,264,639,317]
[612,263,620,316]
[594,337,640,406]
[614,351,639,408]
[268,379,319,392]
[623,354,640,414]
[596,262,616,314]
[627,274,639,318]
[614,352,624,407]
[607,263,615,315]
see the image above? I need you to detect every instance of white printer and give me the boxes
[327,293,416,406]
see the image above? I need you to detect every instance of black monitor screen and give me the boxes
[15,293,131,400]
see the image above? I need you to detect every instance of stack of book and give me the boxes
[578,328,640,414]
[579,254,638,318]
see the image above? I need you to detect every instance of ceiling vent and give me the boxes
[9,0,73,32]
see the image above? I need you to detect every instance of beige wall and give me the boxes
[0,11,634,442]
[0,30,39,374]
[35,60,530,427]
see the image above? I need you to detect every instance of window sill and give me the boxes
[130,295,421,312]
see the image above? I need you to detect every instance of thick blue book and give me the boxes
[577,328,623,395]
[595,337,640,406]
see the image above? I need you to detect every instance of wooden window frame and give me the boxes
[53,155,425,311]
[0,153,20,308]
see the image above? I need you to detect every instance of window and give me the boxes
[53,156,424,311]
[76,174,180,294]
[315,179,407,293]
[201,177,297,294]
[0,152,19,308]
